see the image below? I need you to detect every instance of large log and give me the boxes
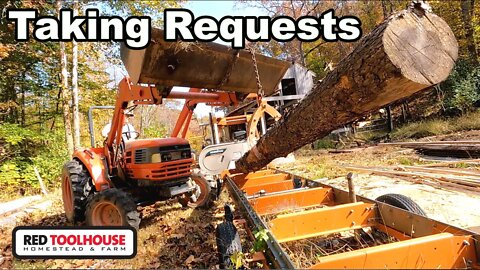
[236,3,458,173]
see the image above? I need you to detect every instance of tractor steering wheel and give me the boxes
[122,131,140,140]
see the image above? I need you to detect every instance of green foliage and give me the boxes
[391,110,480,140]
[442,60,480,113]
[143,125,169,138]
[229,251,245,270]
[391,119,450,140]
[314,139,335,149]
[0,124,67,198]
[0,123,42,145]
[396,157,416,166]
[252,229,269,252]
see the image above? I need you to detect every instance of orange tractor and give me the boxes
[61,29,290,229]
[61,78,239,228]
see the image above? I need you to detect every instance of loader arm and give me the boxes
[170,88,239,139]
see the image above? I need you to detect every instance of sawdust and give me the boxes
[283,229,397,268]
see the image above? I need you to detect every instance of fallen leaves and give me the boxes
[184,254,195,265]
[1,188,234,269]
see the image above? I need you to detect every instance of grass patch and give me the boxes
[313,139,336,149]
[391,119,451,140]
[391,110,480,140]
[354,130,389,142]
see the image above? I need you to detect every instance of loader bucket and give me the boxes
[120,28,290,95]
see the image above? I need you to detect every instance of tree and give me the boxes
[72,0,81,149]
[460,0,478,64]
[57,0,74,156]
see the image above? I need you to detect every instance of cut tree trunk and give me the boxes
[236,3,458,173]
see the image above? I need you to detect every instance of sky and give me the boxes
[185,1,265,22]
[109,1,266,118]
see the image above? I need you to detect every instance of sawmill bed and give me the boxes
[221,169,480,269]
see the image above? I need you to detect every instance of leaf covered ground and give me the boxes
[2,137,480,269]
[1,190,234,269]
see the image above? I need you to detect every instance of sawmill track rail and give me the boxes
[223,169,480,269]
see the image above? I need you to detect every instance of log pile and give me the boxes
[382,141,480,158]
[236,3,458,173]
[344,165,480,194]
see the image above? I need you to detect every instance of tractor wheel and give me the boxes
[376,193,427,216]
[179,172,213,209]
[62,160,92,223]
[85,188,140,229]
[216,221,242,269]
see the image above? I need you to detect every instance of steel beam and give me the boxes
[243,180,294,196]
[240,173,292,188]
[224,175,296,269]
[269,202,376,242]
[249,187,334,216]
[311,233,476,269]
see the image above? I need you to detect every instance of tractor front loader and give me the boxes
[61,78,240,228]
[61,29,290,229]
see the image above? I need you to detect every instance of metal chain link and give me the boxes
[245,45,264,99]
[218,49,240,89]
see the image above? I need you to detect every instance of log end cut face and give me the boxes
[383,10,458,86]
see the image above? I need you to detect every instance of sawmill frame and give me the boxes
[222,169,480,269]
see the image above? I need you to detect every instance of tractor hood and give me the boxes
[124,137,190,152]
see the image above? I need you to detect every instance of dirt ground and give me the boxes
[280,146,480,229]
[1,143,480,269]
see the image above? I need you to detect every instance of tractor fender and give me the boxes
[72,148,111,191]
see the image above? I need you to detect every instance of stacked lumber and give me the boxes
[345,164,480,194]
[382,141,480,158]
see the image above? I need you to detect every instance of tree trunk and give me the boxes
[20,87,25,126]
[236,4,458,173]
[460,0,478,64]
[72,0,81,149]
[386,105,393,132]
[57,0,74,156]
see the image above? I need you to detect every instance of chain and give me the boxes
[218,49,240,89]
[245,45,264,100]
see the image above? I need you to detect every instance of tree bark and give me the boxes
[460,0,478,64]
[236,4,458,173]
[57,0,74,156]
[72,0,81,149]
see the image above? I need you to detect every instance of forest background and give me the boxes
[0,0,478,200]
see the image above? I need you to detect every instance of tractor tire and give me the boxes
[62,160,92,223]
[376,193,427,217]
[85,188,140,229]
[216,221,242,269]
[179,172,213,209]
